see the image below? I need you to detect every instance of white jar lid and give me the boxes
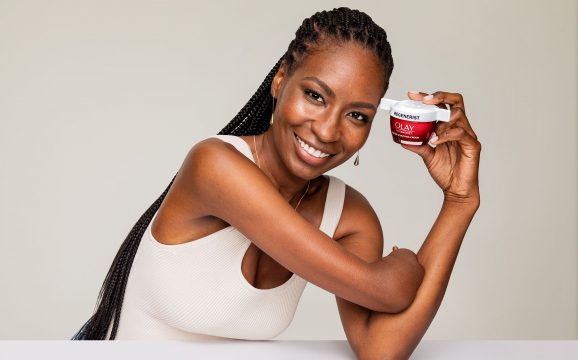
[380,98,450,122]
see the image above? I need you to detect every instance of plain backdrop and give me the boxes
[0,0,576,340]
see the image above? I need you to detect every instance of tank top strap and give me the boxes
[208,135,255,164]
[318,175,346,238]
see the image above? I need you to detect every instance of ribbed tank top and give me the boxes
[107,134,346,340]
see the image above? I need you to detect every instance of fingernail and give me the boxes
[428,133,438,148]
[423,94,434,101]
[409,90,419,94]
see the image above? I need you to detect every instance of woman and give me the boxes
[72,7,481,359]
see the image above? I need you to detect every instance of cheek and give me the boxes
[278,92,323,125]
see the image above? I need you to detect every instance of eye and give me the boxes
[304,89,325,104]
[349,111,369,123]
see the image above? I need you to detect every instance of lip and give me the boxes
[293,132,333,167]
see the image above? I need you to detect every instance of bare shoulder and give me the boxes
[175,136,255,212]
[188,136,247,162]
[150,136,246,215]
[334,182,384,263]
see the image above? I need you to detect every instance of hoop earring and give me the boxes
[354,151,360,166]
[270,96,276,125]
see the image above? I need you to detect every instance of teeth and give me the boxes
[295,134,330,158]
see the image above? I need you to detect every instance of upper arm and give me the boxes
[179,138,386,312]
[333,185,385,353]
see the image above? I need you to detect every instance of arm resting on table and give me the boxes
[360,200,479,360]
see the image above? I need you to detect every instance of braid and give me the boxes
[72,6,392,340]
[216,55,282,136]
[71,176,175,340]
[283,7,394,89]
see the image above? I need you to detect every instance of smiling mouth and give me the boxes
[293,132,335,158]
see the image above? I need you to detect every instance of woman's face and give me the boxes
[271,40,387,180]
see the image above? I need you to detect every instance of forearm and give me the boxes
[414,197,479,310]
[360,198,479,360]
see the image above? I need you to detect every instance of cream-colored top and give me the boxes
[108,135,346,340]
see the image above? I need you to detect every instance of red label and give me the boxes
[390,116,435,145]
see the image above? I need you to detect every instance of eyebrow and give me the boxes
[302,76,376,110]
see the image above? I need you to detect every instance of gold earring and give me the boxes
[354,151,360,166]
[270,96,275,125]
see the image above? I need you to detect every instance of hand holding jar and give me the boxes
[383,91,481,204]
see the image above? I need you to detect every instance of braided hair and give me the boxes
[72,6,393,340]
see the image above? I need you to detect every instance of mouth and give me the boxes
[293,132,335,166]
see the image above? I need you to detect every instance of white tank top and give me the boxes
[107,135,346,340]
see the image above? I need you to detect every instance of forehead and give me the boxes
[289,42,386,100]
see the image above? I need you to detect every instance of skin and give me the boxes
[152,40,481,360]
[354,91,481,360]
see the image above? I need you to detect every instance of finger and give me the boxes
[435,105,461,134]
[392,246,399,251]
[410,90,478,141]
[431,125,481,152]
[407,90,429,101]
[422,91,466,110]
[417,92,471,134]
[435,106,477,141]
[400,140,436,164]
[452,107,477,140]
[428,131,439,148]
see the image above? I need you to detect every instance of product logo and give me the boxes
[393,111,420,120]
[394,122,415,132]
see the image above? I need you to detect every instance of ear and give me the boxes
[271,61,287,98]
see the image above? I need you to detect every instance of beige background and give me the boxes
[0,0,576,340]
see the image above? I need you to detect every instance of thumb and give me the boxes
[400,142,435,162]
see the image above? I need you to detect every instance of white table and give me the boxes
[1,340,577,359]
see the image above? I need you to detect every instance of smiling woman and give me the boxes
[264,42,385,175]
[71,6,480,360]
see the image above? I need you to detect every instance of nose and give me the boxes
[311,109,341,143]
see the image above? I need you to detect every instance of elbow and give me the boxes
[356,340,413,360]
[358,350,408,360]
[375,263,424,314]
[378,285,417,314]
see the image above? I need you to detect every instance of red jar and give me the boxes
[380,98,450,145]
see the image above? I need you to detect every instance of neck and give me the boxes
[251,128,313,204]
